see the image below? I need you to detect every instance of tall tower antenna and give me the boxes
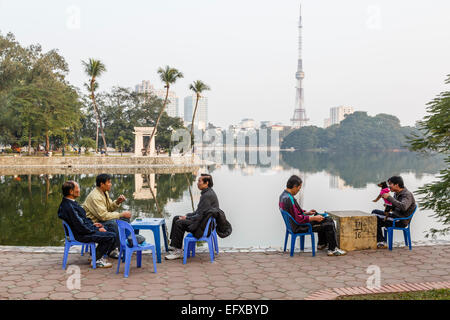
[291,3,309,128]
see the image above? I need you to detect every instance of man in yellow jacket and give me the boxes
[83,174,132,259]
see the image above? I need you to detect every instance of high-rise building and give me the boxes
[330,105,354,125]
[324,106,354,127]
[184,95,208,130]
[291,4,309,128]
[135,80,179,118]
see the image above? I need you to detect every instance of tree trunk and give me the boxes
[95,122,99,153]
[45,130,50,152]
[183,93,200,157]
[91,88,107,155]
[148,86,169,156]
[28,131,31,156]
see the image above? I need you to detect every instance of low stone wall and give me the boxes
[0,155,200,166]
[0,155,215,175]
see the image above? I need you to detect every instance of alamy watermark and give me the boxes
[66,5,81,30]
[66,265,81,290]
[366,5,382,30]
[366,265,381,289]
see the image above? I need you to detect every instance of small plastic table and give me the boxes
[131,218,169,263]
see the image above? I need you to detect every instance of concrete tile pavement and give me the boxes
[0,245,449,300]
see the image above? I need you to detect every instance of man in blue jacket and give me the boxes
[57,181,116,268]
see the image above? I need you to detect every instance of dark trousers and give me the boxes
[372,209,407,242]
[292,217,338,251]
[169,216,196,249]
[78,231,116,259]
[102,217,131,250]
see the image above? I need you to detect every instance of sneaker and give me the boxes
[377,242,388,249]
[317,244,327,250]
[108,248,120,259]
[168,246,177,252]
[165,249,183,260]
[327,248,347,256]
[95,257,112,268]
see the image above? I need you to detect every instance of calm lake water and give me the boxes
[0,151,448,248]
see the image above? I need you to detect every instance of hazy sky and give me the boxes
[1,0,450,128]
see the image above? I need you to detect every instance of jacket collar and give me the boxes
[201,187,211,195]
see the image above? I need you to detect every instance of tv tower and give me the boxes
[291,3,309,128]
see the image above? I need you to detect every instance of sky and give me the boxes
[1,0,450,129]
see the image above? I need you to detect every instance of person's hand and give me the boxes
[99,227,106,232]
[310,209,317,214]
[121,211,132,219]
[94,223,103,228]
[311,215,324,222]
[381,193,390,199]
[116,195,126,204]
[179,216,187,220]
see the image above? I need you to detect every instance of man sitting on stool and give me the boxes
[371,176,416,249]
[165,174,219,260]
[58,181,116,268]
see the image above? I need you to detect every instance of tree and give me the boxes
[115,136,130,156]
[1,32,80,153]
[187,80,210,154]
[147,66,184,155]
[79,137,96,154]
[408,74,450,237]
[82,58,108,154]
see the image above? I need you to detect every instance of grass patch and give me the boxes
[337,289,450,300]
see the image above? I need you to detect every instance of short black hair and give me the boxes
[62,181,76,197]
[200,174,213,188]
[388,176,404,188]
[286,175,303,189]
[378,181,388,189]
[96,174,112,187]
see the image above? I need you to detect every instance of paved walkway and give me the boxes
[0,245,449,300]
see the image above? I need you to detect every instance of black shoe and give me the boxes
[108,248,120,259]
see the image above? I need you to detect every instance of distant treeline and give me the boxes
[281,112,418,151]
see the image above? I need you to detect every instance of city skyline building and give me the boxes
[324,105,355,127]
[135,80,180,118]
[184,94,208,130]
[291,3,309,128]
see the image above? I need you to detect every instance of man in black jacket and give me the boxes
[165,174,219,260]
[57,181,116,268]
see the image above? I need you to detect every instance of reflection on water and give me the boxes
[0,151,447,247]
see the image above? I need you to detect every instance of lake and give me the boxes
[0,151,448,249]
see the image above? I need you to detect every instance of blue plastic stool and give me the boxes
[279,209,316,257]
[131,218,169,263]
[62,221,97,269]
[183,217,218,264]
[384,205,418,251]
[116,220,157,278]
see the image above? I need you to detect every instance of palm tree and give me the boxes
[187,80,210,154]
[147,66,184,155]
[82,58,107,154]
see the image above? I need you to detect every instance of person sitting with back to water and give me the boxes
[279,175,347,256]
[371,175,416,249]
[57,181,116,268]
[82,174,135,259]
[165,174,219,260]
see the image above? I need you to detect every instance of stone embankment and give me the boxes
[0,155,216,175]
